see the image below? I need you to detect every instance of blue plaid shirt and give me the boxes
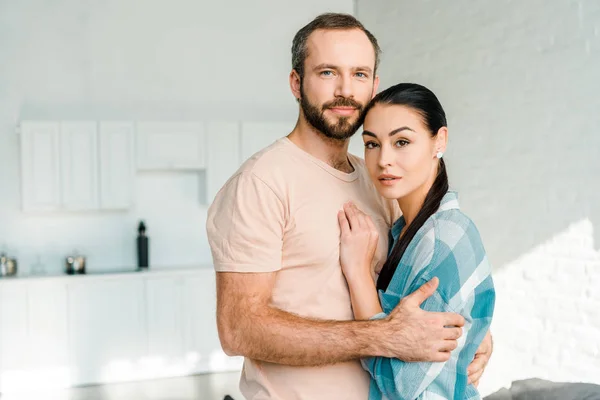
[363,191,495,400]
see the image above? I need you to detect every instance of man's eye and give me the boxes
[321,70,334,76]
[356,72,368,78]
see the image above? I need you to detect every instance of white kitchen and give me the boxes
[0,0,359,398]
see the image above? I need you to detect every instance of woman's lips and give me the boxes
[378,174,402,186]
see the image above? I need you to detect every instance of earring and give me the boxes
[436,151,443,159]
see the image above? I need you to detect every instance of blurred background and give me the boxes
[0,0,598,399]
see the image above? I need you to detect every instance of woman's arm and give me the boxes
[338,202,383,320]
[361,281,493,400]
[338,205,495,399]
[346,270,383,320]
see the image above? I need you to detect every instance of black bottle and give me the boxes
[137,221,149,269]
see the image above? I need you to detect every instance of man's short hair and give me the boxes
[291,13,381,79]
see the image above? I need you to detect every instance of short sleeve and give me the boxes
[206,172,286,273]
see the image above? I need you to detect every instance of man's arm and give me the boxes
[216,271,464,366]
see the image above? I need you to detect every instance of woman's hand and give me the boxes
[338,202,380,283]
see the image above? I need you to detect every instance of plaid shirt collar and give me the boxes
[391,190,460,241]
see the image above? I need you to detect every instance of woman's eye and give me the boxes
[395,140,409,147]
[364,142,379,149]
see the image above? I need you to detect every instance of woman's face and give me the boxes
[362,104,447,200]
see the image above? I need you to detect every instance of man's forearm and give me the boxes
[225,305,383,366]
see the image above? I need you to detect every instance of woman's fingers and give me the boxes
[347,202,369,229]
[468,365,484,387]
[343,202,361,229]
[338,210,350,235]
[467,352,489,385]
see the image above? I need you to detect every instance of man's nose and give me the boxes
[334,74,353,99]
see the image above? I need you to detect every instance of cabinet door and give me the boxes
[206,121,241,202]
[60,121,99,210]
[137,122,206,170]
[240,122,292,162]
[67,280,145,385]
[27,281,69,387]
[99,122,135,209]
[145,277,185,372]
[0,283,30,392]
[182,271,242,373]
[20,121,61,211]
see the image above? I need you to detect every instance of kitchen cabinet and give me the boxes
[0,282,29,391]
[206,121,241,202]
[20,121,136,212]
[60,122,99,211]
[67,279,145,385]
[145,276,185,372]
[136,122,206,170]
[0,281,69,391]
[99,122,135,209]
[20,122,61,212]
[0,268,239,392]
[182,273,227,372]
[26,281,69,387]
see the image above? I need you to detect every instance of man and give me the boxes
[207,13,492,400]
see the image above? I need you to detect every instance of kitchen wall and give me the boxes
[0,0,354,273]
[356,0,600,396]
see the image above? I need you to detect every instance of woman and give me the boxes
[338,83,495,400]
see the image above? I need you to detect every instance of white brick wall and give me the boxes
[357,1,600,396]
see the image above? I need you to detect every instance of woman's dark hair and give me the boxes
[364,83,449,292]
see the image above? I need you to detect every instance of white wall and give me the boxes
[0,0,353,274]
[357,0,600,395]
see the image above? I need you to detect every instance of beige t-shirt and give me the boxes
[207,137,398,400]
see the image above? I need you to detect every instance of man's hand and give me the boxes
[468,330,493,387]
[381,277,466,362]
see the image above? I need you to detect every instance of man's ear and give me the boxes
[290,69,302,101]
[372,75,380,99]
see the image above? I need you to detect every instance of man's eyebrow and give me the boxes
[313,63,338,71]
[312,64,373,74]
[354,66,373,74]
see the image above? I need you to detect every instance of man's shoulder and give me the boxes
[238,138,298,180]
[211,138,296,206]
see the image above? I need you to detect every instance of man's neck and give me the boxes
[287,117,354,173]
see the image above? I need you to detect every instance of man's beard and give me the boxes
[299,85,367,142]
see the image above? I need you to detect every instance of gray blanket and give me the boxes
[485,378,600,400]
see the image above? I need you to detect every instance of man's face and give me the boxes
[297,29,379,141]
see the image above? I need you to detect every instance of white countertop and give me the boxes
[0,264,214,285]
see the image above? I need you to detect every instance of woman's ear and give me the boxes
[434,127,448,157]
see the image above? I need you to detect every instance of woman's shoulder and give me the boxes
[428,192,485,250]
[431,209,485,252]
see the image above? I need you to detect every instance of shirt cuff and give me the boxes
[370,312,387,320]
